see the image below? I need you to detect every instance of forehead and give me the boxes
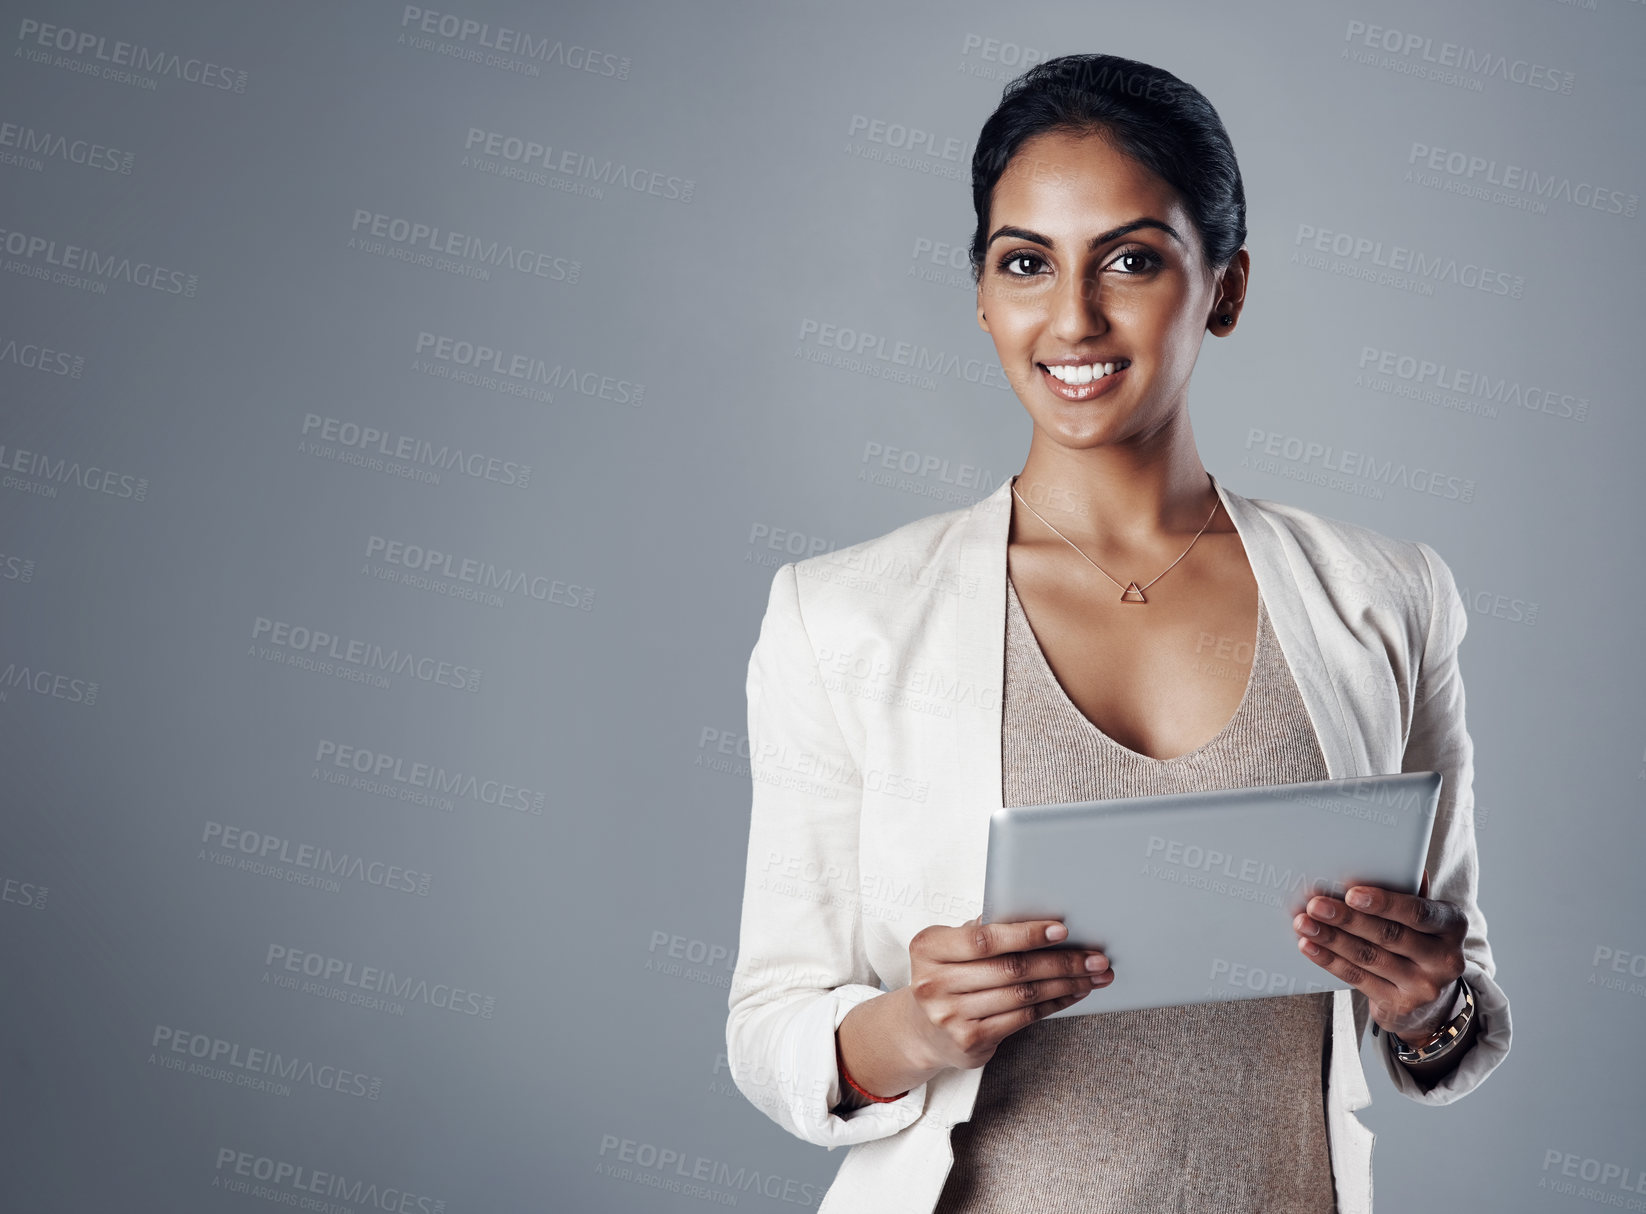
[992,128,1189,233]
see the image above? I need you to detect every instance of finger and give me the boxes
[1296,909,1427,976]
[1296,905,1465,1010]
[1336,881,1466,940]
[930,919,1073,963]
[968,992,1095,1049]
[942,947,1110,995]
[961,972,1109,1025]
[1295,925,1412,1003]
[1299,895,1455,968]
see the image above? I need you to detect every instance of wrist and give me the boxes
[1388,978,1476,1070]
[882,980,934,1072]
[1384,977,1463,1043]
[836,989,938,1102]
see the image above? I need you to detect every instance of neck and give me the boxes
[1012,417,1220,550]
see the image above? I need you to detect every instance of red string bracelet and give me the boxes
[835,1032,909,1104]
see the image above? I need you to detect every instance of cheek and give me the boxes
[982,306,1038,349]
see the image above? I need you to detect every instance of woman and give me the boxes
[726,53,1510,1213]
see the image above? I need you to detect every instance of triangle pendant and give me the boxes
[1120,582,1147,603]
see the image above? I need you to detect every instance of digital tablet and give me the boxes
[980,771,1442,1016]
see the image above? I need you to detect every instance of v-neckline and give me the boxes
[1004,575,1268,765]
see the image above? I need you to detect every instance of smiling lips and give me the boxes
[1038,358,1130,400]
[1042,359,1129,384]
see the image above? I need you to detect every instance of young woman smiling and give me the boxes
[727,53,1510,1214]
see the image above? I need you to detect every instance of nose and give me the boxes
[1047,265,1107,342]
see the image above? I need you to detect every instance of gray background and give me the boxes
[0,1,1641,1210]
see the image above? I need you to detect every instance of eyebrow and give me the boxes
[985,217,1184,252]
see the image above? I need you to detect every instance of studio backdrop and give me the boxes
[1,1,1642,1211]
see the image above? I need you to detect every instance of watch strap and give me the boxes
[1387,978,1475,1065]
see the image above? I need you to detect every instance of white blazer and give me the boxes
[726,472,1511,1214]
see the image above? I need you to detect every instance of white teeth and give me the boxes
[1044,361,1126,385]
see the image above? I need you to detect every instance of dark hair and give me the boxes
[969,53,1247,284]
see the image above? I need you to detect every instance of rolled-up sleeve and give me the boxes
[726,562,927,1146]
[1383,540,1513,1104]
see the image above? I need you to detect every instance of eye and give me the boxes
[996,251,1046,277]
[1110,246,1164,274]
[993,245,1164,279]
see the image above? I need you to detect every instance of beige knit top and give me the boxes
[932,578,1338,1213]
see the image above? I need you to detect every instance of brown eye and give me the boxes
[1112,248,1164,274]
[997,252,1045,277]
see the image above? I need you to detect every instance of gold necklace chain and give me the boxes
[1009,475,1222,604]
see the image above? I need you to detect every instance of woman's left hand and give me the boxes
[1293,868,1468,1039]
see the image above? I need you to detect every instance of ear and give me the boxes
[1210,247,1251,332]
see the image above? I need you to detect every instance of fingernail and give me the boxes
[1046,924,1068,941]
[1084,954,1108,972]
[1347,889,1373,909]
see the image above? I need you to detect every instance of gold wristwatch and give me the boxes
[1385,978,1475,1065]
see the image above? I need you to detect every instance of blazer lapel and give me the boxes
[951,473,1363,795]
[1208,472,1364,781]
[949,477,1012,887]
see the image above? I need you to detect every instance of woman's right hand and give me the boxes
[901,918,1111,1072]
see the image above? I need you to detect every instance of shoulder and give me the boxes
[1240,489,1445,592]
[1233,487,1461,643]
[767,497,981,636]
